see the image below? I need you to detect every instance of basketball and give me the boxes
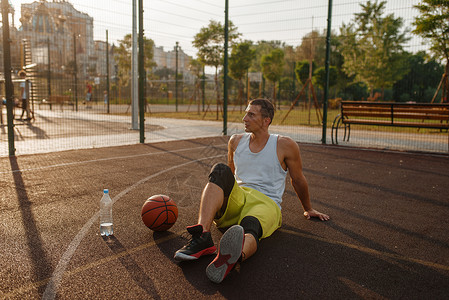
[141,195,178,231]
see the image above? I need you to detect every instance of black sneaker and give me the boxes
[174,224,217,261]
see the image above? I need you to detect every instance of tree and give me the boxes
[153,67,175,80]
[251,40,284,72]
[283,45,298,99]
[189,58,204,78]
[229,41,256,109]
[393,51,444,102]
[295,60,315,85]
[338,0,410,99]
[261,48,285,101]
[247,41,284,97]
[192,20,240,103]
[313,66,338,97]
[296,31,326,67]
[413,0,449,102]
[115,34,156,92]
[294,60,320,117]
[329,31,355,99]
[341,82,369,101]
[188,58,205,112]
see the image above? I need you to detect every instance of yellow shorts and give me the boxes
[214,180,282,239]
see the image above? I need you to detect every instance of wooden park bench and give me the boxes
[331,101,449,145]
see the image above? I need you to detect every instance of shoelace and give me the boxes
[180,231,201,247]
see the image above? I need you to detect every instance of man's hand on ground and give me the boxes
[304,209,330,221]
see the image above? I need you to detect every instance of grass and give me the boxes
[146,106,336,127]
[143,106,448,135]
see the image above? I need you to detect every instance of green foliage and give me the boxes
[261,48,285,99]
[192,20,240,69]
[296,31,326,67]
[153,67,175,80]
[279,76,296,99]
[229,41,256,104]
[261,49,285,84]
[339,82,369,100]
[295,60,315,84]
[115,34,156,87]
[338,0,410,97]
[413,0,449,63]
[250,40,284,72]
[413,0,449,102]
[189,58,204,78]
[393,51,444,102]
[313,66,337,89]
[229,41,255,81]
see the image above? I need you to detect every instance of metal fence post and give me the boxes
[138,0,145,143]
[322,0,333,144]
[223,0,229,136]
[2,0,15,156]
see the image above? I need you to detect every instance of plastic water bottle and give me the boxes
[100,189,114,236]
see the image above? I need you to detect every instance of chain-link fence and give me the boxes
[1,0,448,156]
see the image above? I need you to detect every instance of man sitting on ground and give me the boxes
[174,98,330,283]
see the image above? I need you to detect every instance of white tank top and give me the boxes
[234,133,287,209]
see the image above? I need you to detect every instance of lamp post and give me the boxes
[47,38,51,103]
[106,30,110,114]
[175,41,179,112]
[73,33,78,111]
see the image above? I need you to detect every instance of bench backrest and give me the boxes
[340,101,449,129]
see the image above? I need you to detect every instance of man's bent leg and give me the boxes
[205,216,262,283]
[174,163,234,261]
[198,182,225,232]
[206,224,245,283]
[199,163,235,231]
[240,216,263,261]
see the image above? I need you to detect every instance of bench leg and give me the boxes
[336,119,341,144]
[332,117,351,144]
[331,123,336,144]
[346,124,351,141]
[343,123,350,142]
[331,115,341,145]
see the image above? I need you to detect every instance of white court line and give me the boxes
[42,154,224,300]
[1,144,227,175]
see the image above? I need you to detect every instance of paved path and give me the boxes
[1,106,447,156]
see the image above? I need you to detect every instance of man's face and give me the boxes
[242,104,266,132]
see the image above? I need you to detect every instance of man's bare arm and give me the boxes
[280,136,330,221]
[227,134,243,174]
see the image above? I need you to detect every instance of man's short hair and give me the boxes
[18,70,26,77]
[249,98,275,124]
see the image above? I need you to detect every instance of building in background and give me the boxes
[153,45,194,83]
[19,0,94,78]
[0,0,192,100]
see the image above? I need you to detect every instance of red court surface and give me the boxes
[1,136,448,299]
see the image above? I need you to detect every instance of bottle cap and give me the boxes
[104,189,109,193]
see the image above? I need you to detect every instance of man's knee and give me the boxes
[208,163,234,197]
[240,216,263,248]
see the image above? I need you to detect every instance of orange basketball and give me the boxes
[141,195,178,231]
